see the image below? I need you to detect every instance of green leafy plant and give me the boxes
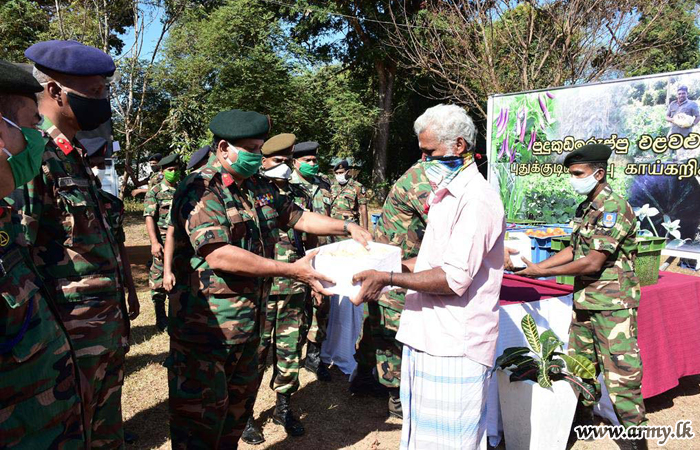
[496,314,599,402]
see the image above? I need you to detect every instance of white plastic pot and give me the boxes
[497,369,579,450]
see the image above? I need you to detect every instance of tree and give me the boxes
[0,0,49,61]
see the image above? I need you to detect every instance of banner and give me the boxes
[487,69,700,253]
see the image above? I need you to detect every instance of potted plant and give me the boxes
[495,314,597,450]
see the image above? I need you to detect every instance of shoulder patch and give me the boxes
[601,212,617,228]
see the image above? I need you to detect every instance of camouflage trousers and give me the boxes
[167,337,260,449]
[58,300,127,449]
[257,292,307,395]
[354,302,403,388]
[0,296,85,449]
[569,307,647,427]
[305,294,329,345]
[149,254,167,306]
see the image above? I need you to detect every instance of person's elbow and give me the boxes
[579,254,606,275]
[202,244,226,271]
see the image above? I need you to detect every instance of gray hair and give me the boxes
[413,104,477,149]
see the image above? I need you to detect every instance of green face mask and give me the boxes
[299,161,319,178]
[163,169,181,184]
[2,117,45,188]
[226,144,262,179]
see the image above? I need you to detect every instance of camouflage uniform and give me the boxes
[16,119,128,448]
[355,163,430,388]
[290,170,331,346]
[258,182,310,395]
[143,181,175,308]
[329,178,367,233]
[167,159,302,449]
[147,171,163,189]
[568,183,646,427]
[0,201,85,449]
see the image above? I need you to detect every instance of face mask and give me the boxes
[299,161,319,178]
[1,117,45,188]
[263,163,292,180]
[335,173,347,184]
[163,170,181,184]
[56,83,111,131]
[422,153,473,192]
[226,143,262,179]
[570,170,601,195]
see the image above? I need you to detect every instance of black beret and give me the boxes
[293,141,319,157]
[148,153,162,162]
[563,144,612,168]
[158,153,180,168]
[83,137,108,157]
[187,145,211,170]
[262,133,296,156]
[0,60,42,95]
[333,159,349,171]
[25,40,116,77]
[209,109,270,142]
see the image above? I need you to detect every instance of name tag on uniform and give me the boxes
[58,177,89,188]
[602,212,617,228]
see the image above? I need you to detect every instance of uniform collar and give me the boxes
[581,183,612,213]
[40,117,82,156]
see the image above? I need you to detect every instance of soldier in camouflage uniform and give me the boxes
[518,144,647,449]
[330,158,368,232]
[130,153,163,197]
[144,153,180,331]
[19,41,133,448]
[243,134,311,445]
[290,141,334,381]
[352,161,430,418]
[0,59,85,449]
[166,110,371,449]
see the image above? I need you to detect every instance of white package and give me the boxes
[504,232,531,269]
[310,240,402,299]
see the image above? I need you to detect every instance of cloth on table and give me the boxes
[400,345,490,450]
[320,295,365,376]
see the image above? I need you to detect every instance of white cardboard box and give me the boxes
[310,240,402,299]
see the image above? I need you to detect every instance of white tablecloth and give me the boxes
[320,295,365,376]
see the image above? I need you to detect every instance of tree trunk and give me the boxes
[372,59,396,200]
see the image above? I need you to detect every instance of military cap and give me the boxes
[157,153,180,168]
[293,141,319,158]
[563,143,612,168]
[262,133,296,156]
[0,60,43,95]
[187,145,211,170]
[148,153,162,162]
[330,157,342,167]
[25,40,116,77]
[83,137,109,157]
[334,159,349,171]
[209,109,270,142]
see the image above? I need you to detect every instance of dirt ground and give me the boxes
[121,210,700,449]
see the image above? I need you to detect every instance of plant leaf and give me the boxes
[537,360,552,388]
[548,358,565,375]
[521,314,541,354]
[560,354,596,379]
[509,363,539,382]
[495,347,531,369]
[563,375,598,402]
[540,330,563,361]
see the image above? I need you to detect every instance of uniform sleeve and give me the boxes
[182,184,232,255]
[357,183,367,206]
[143,186,157,217]
[590,201,632,255]
[19,164,52,246]
[274,190,303,231]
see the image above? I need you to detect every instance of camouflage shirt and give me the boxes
[374,163,430,310]
[290,169,331,245]
[329,179,367,223]
[17,118,123,305]
[572,183,641,310]
[100,190,125,245]
[143,180,175,241]
[147,171,163,189]
[269,181,310,296]
[169,159,303,345]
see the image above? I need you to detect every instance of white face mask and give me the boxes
[263,163,292,180]
[570,170,601,195]
[335,173,347,184]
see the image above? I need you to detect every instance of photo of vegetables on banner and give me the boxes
[487,69,700,253]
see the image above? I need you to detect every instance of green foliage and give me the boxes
[0,0,49,61]
[123,196,144,213]
[520,174,577,223]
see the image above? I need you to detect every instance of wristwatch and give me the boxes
[344,220,355,235]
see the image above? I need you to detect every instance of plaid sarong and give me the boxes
[400,345,490,450]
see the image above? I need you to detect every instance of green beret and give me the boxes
[209,109,270,142]
[157,153,180,168]
[0,60,42,95]
[563,144,612,168]
[262,133,296,156]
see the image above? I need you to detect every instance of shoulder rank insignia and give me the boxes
[55,136,74,155]
[602,212,617,228]
[222,173,234,187]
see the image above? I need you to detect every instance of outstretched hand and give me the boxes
[291,250,335,296]
[350,270,388,306]
[348,223,373,249]
[514,257,545,278]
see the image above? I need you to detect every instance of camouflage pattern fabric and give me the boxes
[144,181,175,306]
[569,308,646,427]
[147,171,163,189]
[99,190,125,245]
[166,337,259,449]
[0,202,85,449]
[167,158,303,446]
[16,118,127,448]
[354,162,430,387]
[329,179,366,223]
[571,183,641,310]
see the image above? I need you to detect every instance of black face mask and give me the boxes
[66,92,112,131]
